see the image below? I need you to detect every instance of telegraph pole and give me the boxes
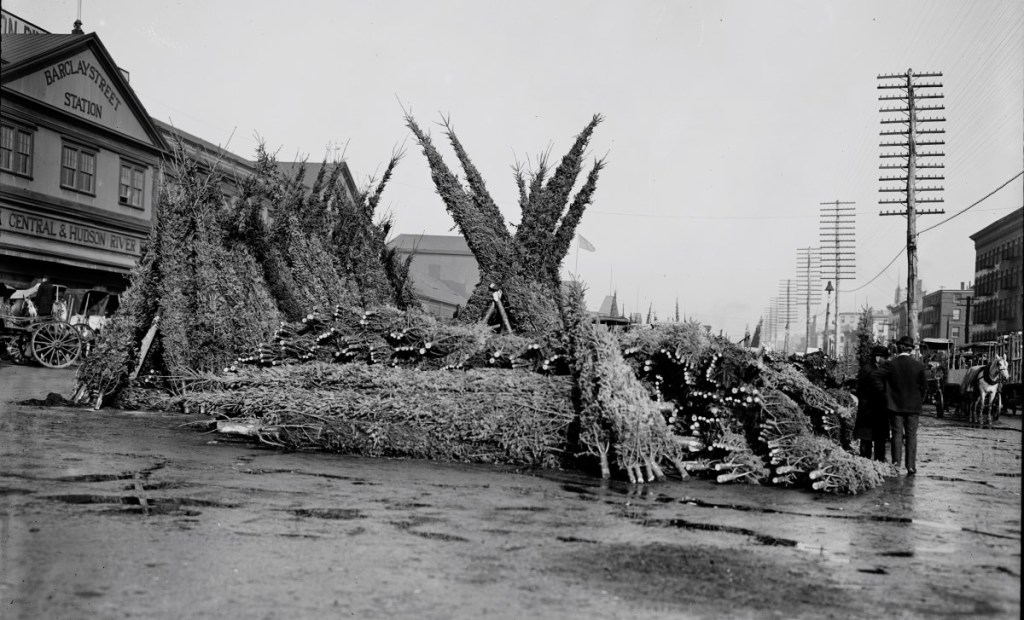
[778,279,797,354]
[878,68,946,341]
[820,201,856,358]
[956,294,973,344]
[796,247,822,352]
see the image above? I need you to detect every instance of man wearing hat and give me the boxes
[855,345,891,461]
[883,336,928,474]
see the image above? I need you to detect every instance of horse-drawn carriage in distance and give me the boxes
[1,280,120,369]
[923,334,1022,425]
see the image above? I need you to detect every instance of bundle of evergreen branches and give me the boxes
[405,113,605,334]
[77,136,415,405]
[759,390,895,493]
[609,323,891,493]
[77,145,281,404]
[226,304,568,374]
[564,285,690,483]
[169,362,574,467]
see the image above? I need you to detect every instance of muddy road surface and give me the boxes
[1,364,1020,619]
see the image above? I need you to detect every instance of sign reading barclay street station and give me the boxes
[5,49,149,141]
[0,206,142,258]
[44,57,123,121]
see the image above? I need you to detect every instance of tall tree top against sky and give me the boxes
[9,0,1021,337]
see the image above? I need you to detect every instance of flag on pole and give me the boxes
[577,234,596,252]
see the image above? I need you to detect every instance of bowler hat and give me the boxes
[897,336,915,348]
[871,345,890,358]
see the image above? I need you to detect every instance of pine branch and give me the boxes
[405,114,512,275]
[550,157,606,275]
[542,114,603,230]
[367,149,403,215]
[440,116,511,241]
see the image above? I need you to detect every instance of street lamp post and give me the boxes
[824,281,834,357]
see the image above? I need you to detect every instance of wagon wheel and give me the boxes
[3,334,32,365]
[30,322,82,368]
[74,323,96,357]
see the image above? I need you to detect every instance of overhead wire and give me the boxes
[838,171,1023,294]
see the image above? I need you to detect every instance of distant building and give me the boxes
[387,234,480,317]
[836,309,892,356]
[887,279,924,341]
[918,286,972,346]
[969,207,1022,342]
[1,29,167,292]
[0,11,364,303]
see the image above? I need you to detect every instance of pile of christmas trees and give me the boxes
[75,117,893,494]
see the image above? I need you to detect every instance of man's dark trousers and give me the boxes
[890,413,920,473]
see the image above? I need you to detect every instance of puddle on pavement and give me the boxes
[877,550,914,557]
[290,508,364,520]
[556,535,599,544]
[408,530,470,542]
[56,463,166,483]
[48,494,230,506]
[58,472,137,483]
[0,486,35,495]
[124,481,193,491]
[926,475,997,487]
[45,494,239,517]
[637,517,801,547]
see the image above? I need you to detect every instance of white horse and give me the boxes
[960,355,1010,426]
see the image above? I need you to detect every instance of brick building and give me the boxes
[918,286,972,346]
[969,207,1023,342]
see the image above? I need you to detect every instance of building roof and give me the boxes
[388,234,473,256]
[1,32,167,151]
[409,272,467,307]
[153,118,256,180]
[0,34,78,65]
[970,207,1023,243]
[277,160,360,203]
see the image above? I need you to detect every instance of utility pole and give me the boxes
[956,294,973,345]
[820,201,856,359]
[778,279,798,354]
[768,299,780,350]
[796,247,822,352]
[878,68,946,341]
[824,281,834,356]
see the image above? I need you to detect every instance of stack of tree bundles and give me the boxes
[759,362,855,447]
[231,305,570,373]
[176,362,574,467]
[616,323,892,493]
[759,389,896,493]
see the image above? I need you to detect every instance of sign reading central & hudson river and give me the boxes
[0,206,142,257]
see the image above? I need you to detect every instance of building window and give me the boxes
[61,144,96,194]
[952,308,961,320]
[951,326,960,338]
[119,162,146,208]
[1,123,33,176]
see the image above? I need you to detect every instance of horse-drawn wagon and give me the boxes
[945,335,1020,425]
[1,282,83,368]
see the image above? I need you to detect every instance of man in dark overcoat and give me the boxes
[854,345,890,461]
[883,336,928,475]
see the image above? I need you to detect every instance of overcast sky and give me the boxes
[10,0,1022,338]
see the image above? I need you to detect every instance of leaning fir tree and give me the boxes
[855,306,879,370]
[405,114,605,333]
